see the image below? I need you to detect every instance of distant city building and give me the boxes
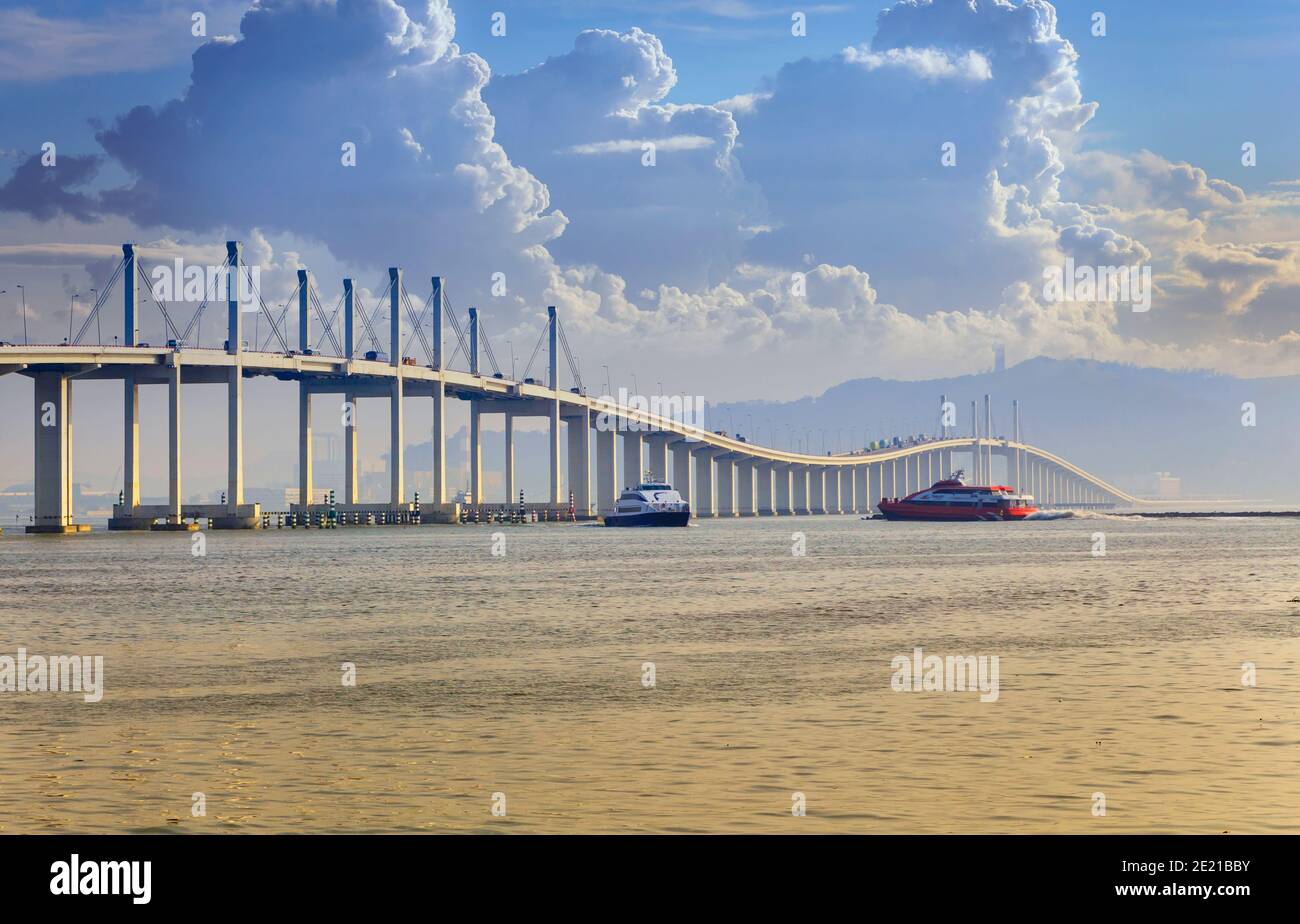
[1145,472,1181,498]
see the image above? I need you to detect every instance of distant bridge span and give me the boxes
[0,242,1144,532]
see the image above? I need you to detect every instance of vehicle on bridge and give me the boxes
[604,481,691,527]
[878,472,1037,522]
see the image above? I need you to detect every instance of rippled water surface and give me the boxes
[2,514,1298,833]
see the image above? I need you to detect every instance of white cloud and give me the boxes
[566,135,715,155]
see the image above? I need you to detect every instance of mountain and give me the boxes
[714,357,1296,502]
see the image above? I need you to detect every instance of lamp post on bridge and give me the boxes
[67,291,78,344]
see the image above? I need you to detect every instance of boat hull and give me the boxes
[603,510,692,527]
[877,501,1036,522]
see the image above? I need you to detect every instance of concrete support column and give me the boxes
[469,400,482,505]
[773,464,792,515]
[792,465,809,515]
[743,465,759,517]
[504,411,515,503]
[430,381,445,504]
[123,372,139,509]
[548,399,562,503]
[645,433,670,482]
[810,466,826,514]
[694,450,716,517]
[389,376,404,505]
[672,441,694,511]
[756,463,774,515]
[430,276,446,504]
[344,392,359,504]
[546,305,561,504]
[167,364,182,524]
[298,382,312,509]
[227,365,243,512]
[567,414,592,515]
[32,372,74,530]
[716,454,737,517]
[596,426,618,517]
[622,429,644,491]
[854,464,868,513]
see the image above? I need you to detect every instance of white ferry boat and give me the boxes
[604,480,691,527]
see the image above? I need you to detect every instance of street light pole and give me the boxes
[16,285,25,345]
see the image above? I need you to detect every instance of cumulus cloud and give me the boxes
[3,0,1300,392]
[841,46,992,82]
[485,27,755,293]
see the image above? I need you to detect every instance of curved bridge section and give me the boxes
[0,242,1144,530]
[0,342,1144,531]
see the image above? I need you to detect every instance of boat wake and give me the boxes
[1026,509,1132,521]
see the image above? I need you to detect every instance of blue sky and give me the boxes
[1,0,1298,393]
[5,1,1297,187]
[2,0,1298,495]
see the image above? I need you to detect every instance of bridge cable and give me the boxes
[309,284,343,356]
[440,290,473,372]
[313,292,345,355]
[177,253,231,346]
[399,284,434,365]
[519,322,546,383]
[476,316,503,377]
[350,283,385,356]
[241,263,291,353]
[134,261,183,344]
[556,318,583,391]
[70,256,125,346]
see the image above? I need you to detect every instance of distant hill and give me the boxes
[714,357,1295,502]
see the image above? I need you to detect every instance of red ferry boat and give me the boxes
[877,471,1037,521]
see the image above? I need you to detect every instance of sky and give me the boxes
[1,0,1298,495]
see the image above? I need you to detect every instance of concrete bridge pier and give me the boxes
[547,398,562,504]
[566,412,592,515]
[645,433,671,482]
[28,371,88,533]
[773,464,793,515]
[107,370,151,530]
[165,362,183,525]
[621,429,644,491]
[810,467,826,514]
[736,460,757,516]
[755,462,775,515]
[693,448,716,517]
[671,439,694,513]
[715,453,737,517]
[596,425,618,516]
[298,382,313,510]
[503,410,515,503]
[792,465,810,515]
[469,400,484,505]
[853,464,868,514]
[823,467,840,514]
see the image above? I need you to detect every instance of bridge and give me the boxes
[0,242,1144,533]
